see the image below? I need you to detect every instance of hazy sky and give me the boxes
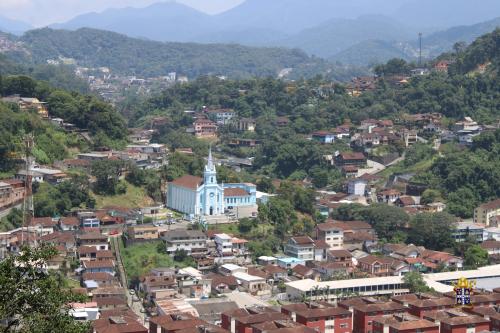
[0,0,245,27]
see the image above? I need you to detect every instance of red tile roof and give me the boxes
[290,236,315,245]
[60,216,79,226]
[478,198,500,210]
[339,152,365,160]
[224,188,249,197]
[170,175,203,190]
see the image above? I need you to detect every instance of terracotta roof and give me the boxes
[78,245,99,254]
[379,189,402,196]
[479,198,500,210]
[339,152,365,160]
[342,220,372,230]
[237,312,289,325]
[328,249,352,258]
[352,301,406,313]
[83,272,115,281]
[397,196,415,206]
[316,221,346,232]
[290,236,315,245]
[206,273,238,288]
[358,255,399,267]
[440,315,490,326]
[170,175,203,190]
[480,240,500,249]
[262,264,287,274]
[79,233,108,241]
[83,260,115,269]
[94,297,128,307]
[60,216,79,226]
[30,217,57,227]
[344,231,375,242]
[313,240,329,249]
[224,188,249,197]
[93,314,147,333]
[295,307,351,319]
[149,315,174,326]
[158,318,206,331]
[406,297,455,308]
[387,319,438,330]
[292,264,313,277]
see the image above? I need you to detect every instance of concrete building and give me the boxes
[316,222,344,249]
[162,229,207,258]
[474,199,500,226]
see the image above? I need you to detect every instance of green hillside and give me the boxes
[16,28,332,79]
[0,72,127,173]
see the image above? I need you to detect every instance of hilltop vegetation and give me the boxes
[15,28,340,80]
[0,70,127,173]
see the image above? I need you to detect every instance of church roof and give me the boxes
[171,175,203,190]
[224,188,249,197]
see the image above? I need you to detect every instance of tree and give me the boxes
[238,218,257,234]
[403,272,433,293]
[91,159,124,195]
[408,212,455,251]
[464,245,489,269]
[173,249,188,262]
[360,204,409,240]
[420,189,442,205]
[0,245,90,333]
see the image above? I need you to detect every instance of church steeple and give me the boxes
[204,145,217,184]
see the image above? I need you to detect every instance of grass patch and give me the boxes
[93,182,154,209]
[119,238,173,284]
[208,223,239,235]
[118,238,195,285]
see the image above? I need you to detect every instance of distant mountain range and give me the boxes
[47,0,500,66]
[330,17,500,66]
[0,15,32,35]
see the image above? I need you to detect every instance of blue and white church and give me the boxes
[166,148,257,219]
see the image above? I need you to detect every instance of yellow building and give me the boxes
[474,199,500,226]
[1,95,49,118]
[127,225,159,241]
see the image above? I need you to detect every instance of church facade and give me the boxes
[166,149,257,219]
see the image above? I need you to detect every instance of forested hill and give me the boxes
[0,70,128,173]
[452,27,500,74]
[15,28,340,80]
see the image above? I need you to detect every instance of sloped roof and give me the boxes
[170,175,203,190]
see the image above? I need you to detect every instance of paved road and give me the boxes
[112,236,148,327]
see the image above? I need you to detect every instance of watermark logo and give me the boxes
[453,277,476,308]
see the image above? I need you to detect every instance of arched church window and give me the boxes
[211,177,213,183]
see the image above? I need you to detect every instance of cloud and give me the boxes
[0,0,31,10]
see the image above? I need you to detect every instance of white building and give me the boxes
[214,234,233,257]
[316,221,344,249]
[284,236,315,261]
[166,148,257,219]
[162,229,207,257]
[347,179,367,196]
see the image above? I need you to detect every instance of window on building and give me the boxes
[340,324,348,328]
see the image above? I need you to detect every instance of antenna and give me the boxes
[418,33,423,66]
[21,134,35,247]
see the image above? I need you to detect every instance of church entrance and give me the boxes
[209,207,213,215]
